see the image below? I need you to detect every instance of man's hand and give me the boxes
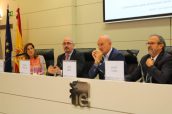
[53,66,62,75]
[92,50,103,64]
[146,58,154,67]
[48,65,61,75]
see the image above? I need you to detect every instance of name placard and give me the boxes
[63,60,76,77]
[19,60,30,74]
[105,61,124,80]
[0,60,4,72]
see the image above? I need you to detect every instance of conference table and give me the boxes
[0,72,172,114]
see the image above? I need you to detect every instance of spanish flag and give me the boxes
[14,8,23,73]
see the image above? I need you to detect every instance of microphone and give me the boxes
[16,53,26,57]
[4,53,26,63]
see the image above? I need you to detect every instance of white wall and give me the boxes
[0,0,171,61]
[0,0,77,62]
[76,0,171,59]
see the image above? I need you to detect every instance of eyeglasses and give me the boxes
[62,42,73,46]
[146,42,161,45]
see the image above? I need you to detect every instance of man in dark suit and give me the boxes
[89,35,125,79]
[125,34,172,84]
[47,36,85,77]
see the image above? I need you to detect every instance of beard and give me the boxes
[64,47,69,50]
[148,47,157,56]
[64,47,70,53]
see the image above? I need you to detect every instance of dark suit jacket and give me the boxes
[125,51,172,84]
[89,48,126,79]
[57,49,85,78]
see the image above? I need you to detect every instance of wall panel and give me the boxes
[17,0,74,14]
[0,0,171,61]
[76,1,171,58]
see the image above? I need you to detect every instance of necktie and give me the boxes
[100,56,104,63]
[104,55,108,61]
[65,54,69,60]
[145,57,154,83]
[151,58,154,62]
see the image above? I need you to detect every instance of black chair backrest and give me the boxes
[165,46,172,55]
[75,48,95,78]
[119,50,139,64]
[119,49,139,74]
[35,49,54,69]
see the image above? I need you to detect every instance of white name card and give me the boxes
[19,60,30,74]
[63,60,76,78]
[0,60,4,72]
[105,61,124,81]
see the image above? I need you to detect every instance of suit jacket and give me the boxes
[125,51,172,84]
[89,48,125,79]
[57,49,85,78]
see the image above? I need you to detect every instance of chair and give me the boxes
[35,49,54,69]
[119,50,139,75]
[165,46,172,55]
[75,48,95,78]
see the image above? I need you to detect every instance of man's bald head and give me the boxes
[63,36,74,43]
[97,35,112,55]
[98,35,112,44]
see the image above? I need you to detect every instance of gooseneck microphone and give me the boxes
[5,53,26,63]
[15,53,26,57]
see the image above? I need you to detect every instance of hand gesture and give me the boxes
[48,65,61,75]
[146,58,154,67]
[92,49,103,64]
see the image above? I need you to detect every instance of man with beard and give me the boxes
[125,34,172,84]
[47,36,85,77]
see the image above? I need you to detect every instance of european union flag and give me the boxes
[5,8,13,72]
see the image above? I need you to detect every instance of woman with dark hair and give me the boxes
[24,43,46,75]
